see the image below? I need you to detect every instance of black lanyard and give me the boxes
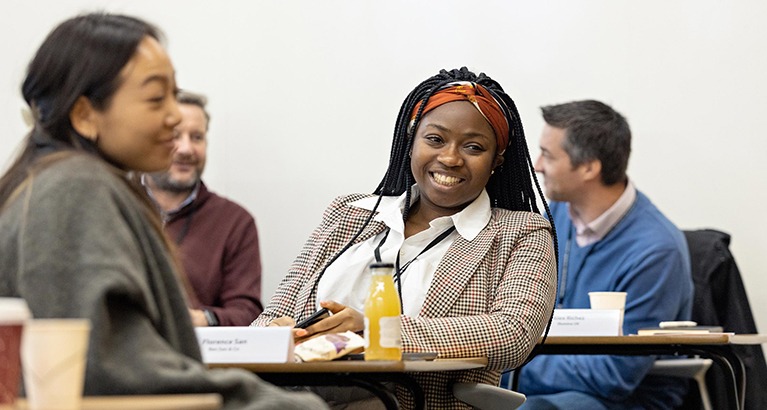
[373,225,457,311]
[557,234,572,308]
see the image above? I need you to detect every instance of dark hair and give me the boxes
[0,12,197,301]
[375,67,549,220]
[316,67,557,288]
[177,90,210,129]
[0,12,161,206]
[541,99,631,186]
[310,68,559,353]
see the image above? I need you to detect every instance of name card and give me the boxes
[195,327,294,363]
[547,309,622,336]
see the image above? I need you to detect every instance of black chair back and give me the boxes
[682,229,767,410]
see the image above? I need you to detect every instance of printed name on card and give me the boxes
[547,309,622,336]
[195,327,294,363]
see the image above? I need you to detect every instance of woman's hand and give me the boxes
[268,316,297,327]
[295,300,364,341]
[268,316,311,342]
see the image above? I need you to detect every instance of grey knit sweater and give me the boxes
[0,154,325,409]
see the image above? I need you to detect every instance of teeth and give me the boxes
[432,173,461,186]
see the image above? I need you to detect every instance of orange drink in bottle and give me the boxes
[364,262,402,361]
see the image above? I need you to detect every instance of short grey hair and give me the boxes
[177,90,210,128]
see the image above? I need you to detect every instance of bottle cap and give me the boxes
[369,262,394,269]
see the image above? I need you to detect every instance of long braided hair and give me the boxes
[375,67,555,236]
[378,67,559,364]
[313,68,558,325]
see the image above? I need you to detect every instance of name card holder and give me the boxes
[195,327,294,363]
[547,309,622,336]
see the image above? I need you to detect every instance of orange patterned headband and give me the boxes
[411,82,510,153]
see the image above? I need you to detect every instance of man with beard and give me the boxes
[144,91,263,326]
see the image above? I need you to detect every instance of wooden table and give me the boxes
[211,357,487,410]
[1,394,222,410]
[520,334,767,410]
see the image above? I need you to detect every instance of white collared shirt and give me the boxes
[569,180,637,247]
[316,186,492,317]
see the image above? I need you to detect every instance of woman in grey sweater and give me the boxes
[0,12,325,410]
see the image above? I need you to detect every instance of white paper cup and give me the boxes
[589,292,627,335]
[21,319,91,410]
[0,298,31,405]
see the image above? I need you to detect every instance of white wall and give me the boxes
[2,1,765,333]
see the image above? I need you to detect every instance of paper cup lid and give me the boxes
[0,298,31,323]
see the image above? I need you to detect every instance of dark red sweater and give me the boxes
[165,182,263,325]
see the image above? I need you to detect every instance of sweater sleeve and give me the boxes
[14,162,326,410]
[207,209,264,326]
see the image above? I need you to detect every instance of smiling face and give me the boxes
[150,103,208,192]
[82,36,181,172]
[410,101,503,217]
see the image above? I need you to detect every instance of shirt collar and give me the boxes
[350,185,492,241]
[569,180,637,246]
[141,175,200,220]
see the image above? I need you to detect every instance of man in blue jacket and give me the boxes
[516,100,693,409]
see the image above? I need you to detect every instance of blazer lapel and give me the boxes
[420,219,497,318]
[355,219,387,244]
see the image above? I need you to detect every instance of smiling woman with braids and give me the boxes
[252,67,557,408]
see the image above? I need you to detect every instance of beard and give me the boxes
[148,170,200,194]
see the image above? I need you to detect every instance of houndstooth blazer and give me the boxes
[253,193,557,409]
